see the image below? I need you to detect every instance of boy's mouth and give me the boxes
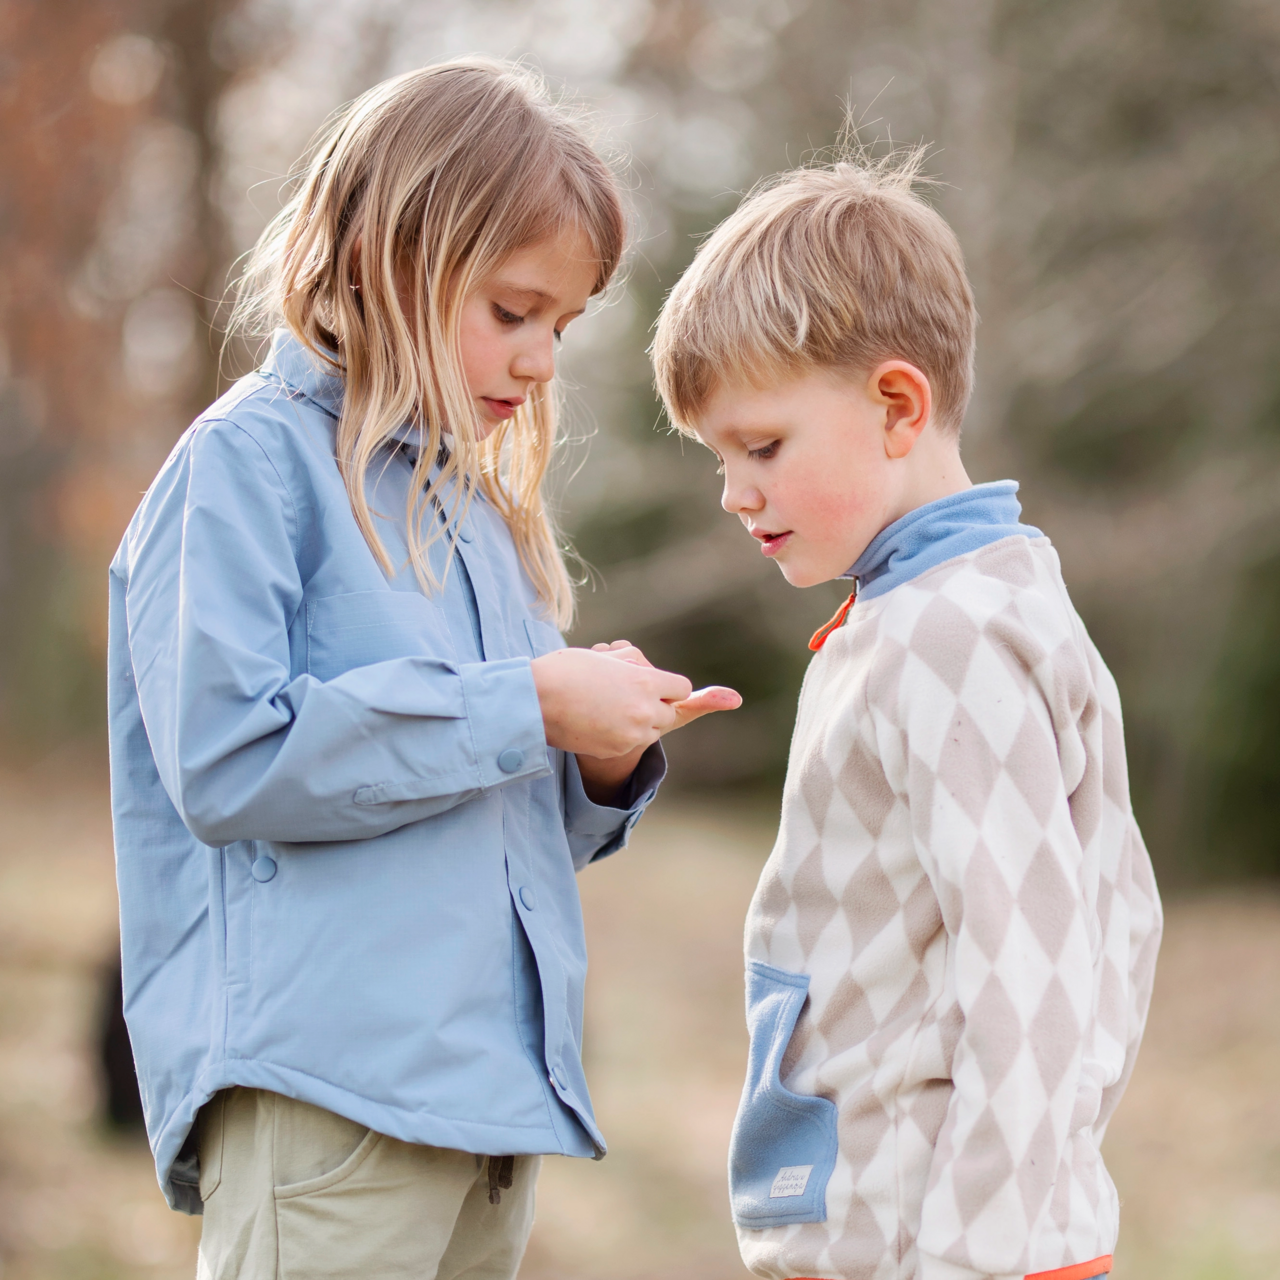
[481,396,524,420]
[752,529,793,557]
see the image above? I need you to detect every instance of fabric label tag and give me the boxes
[768,1165,814,1198]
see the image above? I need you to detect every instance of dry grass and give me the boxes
[0,770,1276,1279]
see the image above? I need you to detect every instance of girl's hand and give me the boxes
[531,647,695,759]
[565,641,742,805]
[589,640,742,732]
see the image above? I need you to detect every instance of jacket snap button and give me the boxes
[497,748,524,773]
[458,526,473,543]
[251,856,277,883]
[551,1065,568,1089]
[518,886,536,911]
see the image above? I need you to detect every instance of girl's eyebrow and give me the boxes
[492,283,554,303]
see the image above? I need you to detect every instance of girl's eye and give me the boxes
[748,440,780,461]
[553,329,564,344]
[493,304,523,325]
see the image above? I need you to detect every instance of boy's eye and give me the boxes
[748,440,780,461]
[493,304,524,325]
[553,328,563,344]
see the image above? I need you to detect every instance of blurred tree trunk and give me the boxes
[158,0,248,409]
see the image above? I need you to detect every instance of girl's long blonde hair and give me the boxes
[231,59,626,628]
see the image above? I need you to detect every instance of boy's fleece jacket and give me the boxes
[730,485,1161,1280]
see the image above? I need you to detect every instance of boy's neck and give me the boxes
[885,427,973,528]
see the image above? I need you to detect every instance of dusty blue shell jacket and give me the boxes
[107,331,664,1212]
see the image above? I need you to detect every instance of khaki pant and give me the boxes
[195,1088,539,1280]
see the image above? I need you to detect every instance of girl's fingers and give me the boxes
[650,668,694,704]
[592,642,652,668]
[666,685,743,731]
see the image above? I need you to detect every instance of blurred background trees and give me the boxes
[3,0,1278,882]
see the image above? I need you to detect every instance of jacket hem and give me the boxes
[152,1057,595,1212]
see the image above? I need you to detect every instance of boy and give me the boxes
[651,154,1162,1280]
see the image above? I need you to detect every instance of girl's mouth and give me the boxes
[757,531,792,557]
[481,396,522,420]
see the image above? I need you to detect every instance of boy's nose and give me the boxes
[721,475,763,514]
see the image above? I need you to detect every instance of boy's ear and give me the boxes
[869,361,932,459]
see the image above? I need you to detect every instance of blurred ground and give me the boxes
[0,769,1276,1280]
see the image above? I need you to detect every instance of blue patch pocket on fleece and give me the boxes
[729,961,838,1229]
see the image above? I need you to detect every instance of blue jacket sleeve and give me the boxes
[561,741,666,871]
[122,419,550,847]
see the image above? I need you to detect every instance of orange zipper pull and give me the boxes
[809,590,857,651]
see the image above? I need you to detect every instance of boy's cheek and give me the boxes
[791,499,867,571]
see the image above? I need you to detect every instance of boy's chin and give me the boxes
[775,557,837,589]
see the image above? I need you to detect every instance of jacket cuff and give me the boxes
[564,741,666,862]
[456,657,550,789]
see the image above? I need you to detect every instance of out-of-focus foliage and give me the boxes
[0,0,279,747]
[2,0,1278,880]
[989,0,1280,882]
[0,0,147,745]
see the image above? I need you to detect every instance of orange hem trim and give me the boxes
[1026,1256,1112,1280]
[788,1257,1111,1280]
[809,591,857,651]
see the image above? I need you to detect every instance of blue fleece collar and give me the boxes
[843,480,1042,600]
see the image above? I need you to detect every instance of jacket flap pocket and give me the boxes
[306,590,452,682]
[729,961,838,1229]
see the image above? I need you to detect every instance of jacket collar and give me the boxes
[260,328,345,419]
[260,329,455,472]
[843,480,1043,601]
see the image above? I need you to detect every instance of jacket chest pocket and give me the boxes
[305,591,453,682]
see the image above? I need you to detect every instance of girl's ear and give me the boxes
[870,361,932,459]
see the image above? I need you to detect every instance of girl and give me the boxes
[108,59,737,1280]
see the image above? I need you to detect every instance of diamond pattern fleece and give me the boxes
[738,535,1161,1280]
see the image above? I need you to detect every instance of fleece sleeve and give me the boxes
[896,612,1097,1280]
[121,419,550,847]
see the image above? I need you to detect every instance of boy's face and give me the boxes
[693,367,924,588]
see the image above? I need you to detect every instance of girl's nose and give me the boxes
[512,331,556,385]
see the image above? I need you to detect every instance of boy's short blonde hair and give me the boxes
[652,151,976,433]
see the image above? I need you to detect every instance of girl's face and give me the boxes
[457,229,599,434]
